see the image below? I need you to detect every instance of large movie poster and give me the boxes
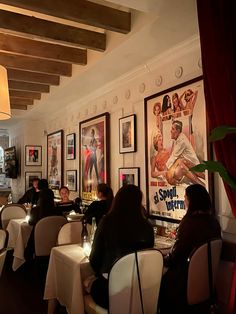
[144,77,208,221]
[79,113,110,201]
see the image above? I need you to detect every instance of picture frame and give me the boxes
[144,76,208,223]
[79,112,110,201]
[47,130,63,190]
[118,167,140,188]
[66,133,76,160]
[25,145,42,166]
[66,170,77,191]
[25,171,42,191]
[119,114,136,153]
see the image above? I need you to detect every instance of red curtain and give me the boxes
[197,0,236,217]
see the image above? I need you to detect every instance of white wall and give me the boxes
[9,36,236,242]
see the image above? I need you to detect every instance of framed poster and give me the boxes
[47,130,63,190]
[119,114,136,153]
[25,171,42,190]
[118,167,140,188]
[66,170,77,191]
[25,145,42,166]
[79,112,110,201]
[144,76,208,223]
[66,133,76,160]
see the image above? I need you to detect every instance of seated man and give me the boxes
[17,177,40,205]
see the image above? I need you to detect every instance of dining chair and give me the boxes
[57,221,83,246]
[34,216,67,257]
[84,248,163,314]
[0,204,26,229]
[0,229,8,277]
[187,238,222,312]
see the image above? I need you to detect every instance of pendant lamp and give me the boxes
[0,65,11,120]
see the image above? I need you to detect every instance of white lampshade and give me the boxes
[0,65,11,120]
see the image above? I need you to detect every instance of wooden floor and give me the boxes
[0,251,67,314]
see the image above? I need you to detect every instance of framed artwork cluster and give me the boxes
[25,145,42,191]
[144,76,208,223]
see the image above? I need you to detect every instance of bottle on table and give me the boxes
[90,217,97,245]
[81,218,89,245]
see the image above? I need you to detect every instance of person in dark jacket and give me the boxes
[89,184,154,309]
[17,177,40,205]
[84,183,114,225]
[159,184,221,314]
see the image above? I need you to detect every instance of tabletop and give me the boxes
[7,218,33,271]
[44,244,93,314]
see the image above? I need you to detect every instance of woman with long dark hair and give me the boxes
[89,184,154,309]
[159,184,221,313]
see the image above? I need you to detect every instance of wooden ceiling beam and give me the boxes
[9,80,50,93]
[0,33,87,65]
[11,104,27,110]
[7,69,60,85]
[0,9,106,51]
[0,0,131,34]
[9,90,41,100]
[10,97,33,106]
[0,52,72,76]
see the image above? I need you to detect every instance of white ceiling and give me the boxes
[0,0,199,129]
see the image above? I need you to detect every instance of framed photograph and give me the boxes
[79,112,110,201]
[47,130,63,190]
[66,170,77,191]
[119,114,136,153]
[25,145,42,166]
[118,167,140,188]
[66,133,76,160]
[144,76,208,223]
[25,171,42,191]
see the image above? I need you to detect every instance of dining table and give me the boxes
[44,244,93,314]
[7,218,33,271]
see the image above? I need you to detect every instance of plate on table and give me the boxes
[66,213,84,221]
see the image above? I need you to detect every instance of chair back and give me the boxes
[34,216,67,256]
[187,238,222,305]
[0,204,26,229]
[0,249,7,277]
[57,221,82,246]
[108,249,163,314]
[0,229,8,250]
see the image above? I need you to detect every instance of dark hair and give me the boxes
[32,177,40,182]
[162,95,171,113]
[185,184,212,215]
[97,183,114,210]
[109,184,143,221]
[38,179,49,190]
[59,186,69,193]
[173,120,183,133]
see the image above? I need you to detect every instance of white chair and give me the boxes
[34,216,67,257]
[0,229,8,277]
[0,204,26,229]
[187,238,222,310]
[57,221,83,245]
[84,249,163,314]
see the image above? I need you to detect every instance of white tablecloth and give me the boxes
[44,244,94,314]
[7,218,33,271]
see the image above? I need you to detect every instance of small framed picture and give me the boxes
[25,171,42,191]
[118,167,140,188]
[66,170,77,191]
[25,145,42,166]
[119,114,136,153]
[66,133,76,160]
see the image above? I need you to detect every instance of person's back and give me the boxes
[89,185,154,309]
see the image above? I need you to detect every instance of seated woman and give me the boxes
[89,184,154,309]
[84,183,114,225]
[159,184,221,314]
[55,186,76,214]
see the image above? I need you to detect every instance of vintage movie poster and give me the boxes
[80,113,110,201]
[145,77,208,221]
